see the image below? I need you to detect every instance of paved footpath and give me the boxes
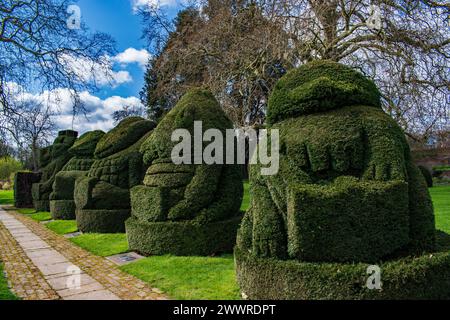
[0,206,167,300]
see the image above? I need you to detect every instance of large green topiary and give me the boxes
[50,130,105,220]
[235,61,444,299]
[74,117,155,233]
[418,165,433,187]
[126,88,243,256]
[14,171,42,208]
[32,130,78,211]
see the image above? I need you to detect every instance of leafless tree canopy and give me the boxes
[140,0,449,138]
[0,0,116,116]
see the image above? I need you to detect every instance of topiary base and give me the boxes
[126,214,243,256]
[50,200,76,220]
[234,245,450,300]
[76,209,130,233]
[34,200,50,212]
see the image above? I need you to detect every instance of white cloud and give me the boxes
[131,0,179,12]
[7,84,145,135]
[59,54,132,87]
[113,48,151,69]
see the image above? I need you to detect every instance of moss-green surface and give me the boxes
[431,185,450,234]
[29,211,52,222]
[240,181,250,212]
[0,263,18,300]
[16,208,36,215]
[0,190,13,205]
[46,220,78,235]
[121,255,240,300]
[69,234,129,257]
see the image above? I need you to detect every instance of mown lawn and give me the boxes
[69,233,129,257]
[430,185,450,234]
[0,190,13,206]
[0,263,18,300]
[121,255,240,300]
[46,220,78,235]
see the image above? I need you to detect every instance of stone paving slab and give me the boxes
[0,206,168,300]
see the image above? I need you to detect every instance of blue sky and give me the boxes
[22,0,184,135]
[78,0,148,99]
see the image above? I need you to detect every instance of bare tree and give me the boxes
[0,98,55,170]
[140,0,449,136]
[112,104,146,124]
[0,0,116,117]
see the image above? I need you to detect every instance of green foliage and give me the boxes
[70,233,128,257]
[418,165,433,187]
[32,130,78,211]
[121,255,240,300]
[126,214,242,256]
[235,235,450,300]
[69,130,105,157]
[0,156,23,180]
[267,60,381,124]
[128,89,243,256]
[286,177,409,263]
[76,208,131,233]
[46,220,78,235]
[14,172,41,208]
[94,117,155,159]
[235,61,436,299]
[49,200,76,220]
[74,118,155,233]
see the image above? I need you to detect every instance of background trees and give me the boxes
[140,0,449,139]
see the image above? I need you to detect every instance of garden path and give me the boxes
[0,206,167,300]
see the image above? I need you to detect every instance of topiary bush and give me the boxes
[32,130,78,211]
[14,171,42,208]
[126,88,243,256]
[418,165,433,187]
[235,61,444,299]
[74,117,155,233]
[49,130,104,220]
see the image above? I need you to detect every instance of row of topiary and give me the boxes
[13,60,450,299]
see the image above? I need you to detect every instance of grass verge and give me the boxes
[46,220,78,235]
[121,255,240,300]
[0,190,13,206]
[430,185,450,234]
[69,233,129,257]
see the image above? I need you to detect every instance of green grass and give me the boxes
[430,185,450,234]
[46,220,78,235]
[69,233,129,257]
[0,263,18,300]
[17,208,36,215]
[29,211,52,222]
[121,255,240,300]
[0,190,13,205]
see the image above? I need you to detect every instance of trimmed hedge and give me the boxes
[126,214,243,256]
[266,60,381,124]
[286,177,409,263]
[235,237,450,300]
[50,130,104,220]
[127,88,243,256]
[14,171,41,208]
[32,130,78,211]
[418,165,433,187]
[235,61,437,299]
[74,117,155,233]
[50,200,76,220]
[76,209,130,233]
